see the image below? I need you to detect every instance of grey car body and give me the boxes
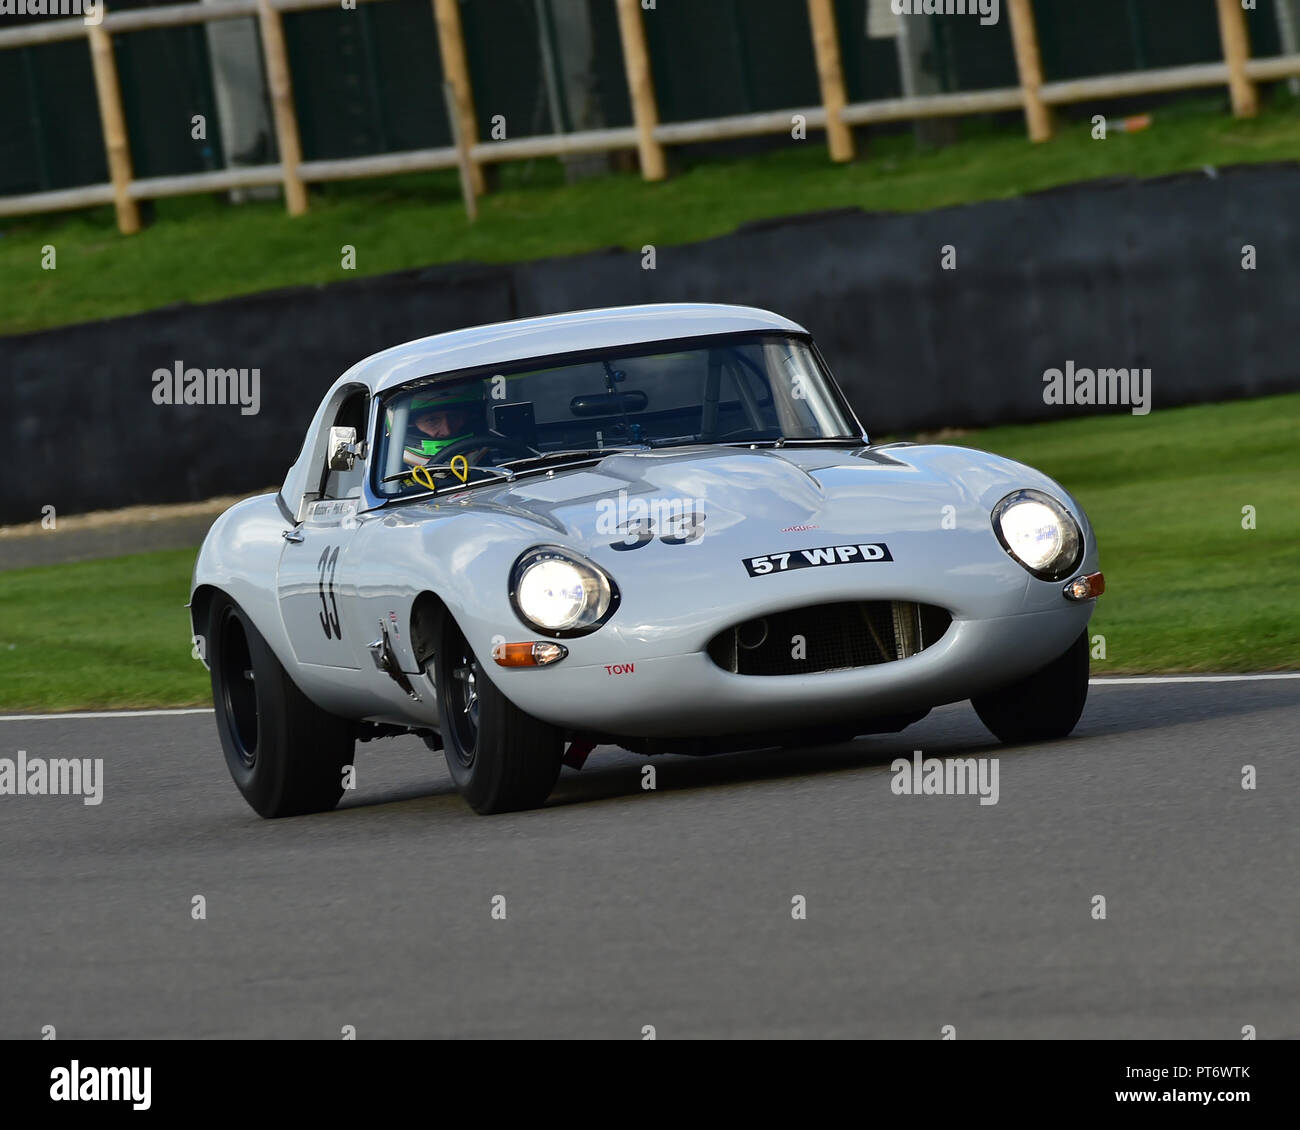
[191,303,1101,815]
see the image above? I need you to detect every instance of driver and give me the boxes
[402,383,490,467]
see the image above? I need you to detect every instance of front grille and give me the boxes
[706,601,951,676]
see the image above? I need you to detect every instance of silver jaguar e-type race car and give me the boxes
[190,304,1103,817]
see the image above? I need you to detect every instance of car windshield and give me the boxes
[374,332,859,496]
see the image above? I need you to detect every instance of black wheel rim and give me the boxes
[443,628,480,769]
[219,609,259,768]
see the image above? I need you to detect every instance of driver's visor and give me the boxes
[405,434,472,459]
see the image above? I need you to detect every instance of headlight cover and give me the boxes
[991,489,1083,580]
[509,546,619,637]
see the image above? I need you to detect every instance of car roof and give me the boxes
[337,303,809,397]
[281,304,810,520]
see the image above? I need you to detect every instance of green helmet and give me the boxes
[410,384,485,412]
[405,383,485,459]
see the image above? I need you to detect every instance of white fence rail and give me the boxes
[0,0,1287,231]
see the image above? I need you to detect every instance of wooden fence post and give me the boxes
[257,0,309,215]
[433,0,485,196]
[807,0,855,162]
[615,0,667,181]
[443,81,478,220]
[1007,0,1053,142]
[87,18,141,234]
[1216,0,1259,117]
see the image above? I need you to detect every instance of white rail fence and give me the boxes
[0,0,1290,231]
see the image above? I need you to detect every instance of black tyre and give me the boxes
[434,612,563,814]
[971,630,1090,744]
[208,596,354,818]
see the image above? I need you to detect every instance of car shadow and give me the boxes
[326,681,1296,817]
[545,719,1004,810]
[545,681,1298,810]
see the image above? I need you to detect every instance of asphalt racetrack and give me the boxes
[2,678,1296,1039]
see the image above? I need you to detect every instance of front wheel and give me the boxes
[434,613,563,814]
[208,596,355,817]
[971,630,1090,744]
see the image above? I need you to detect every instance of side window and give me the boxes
[321,391,369,501]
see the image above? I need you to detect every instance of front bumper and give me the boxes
[495,603,1093,738]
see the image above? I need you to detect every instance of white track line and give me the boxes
[1,674,1297,722]
[0,708,214,722]
[1091,674,1300,685]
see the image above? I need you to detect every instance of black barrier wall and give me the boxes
[4,164,1299,524]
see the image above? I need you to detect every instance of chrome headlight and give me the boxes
[991,489,1083,580]
[509,547,619,637]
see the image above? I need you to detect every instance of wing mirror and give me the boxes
[328,426,367,471]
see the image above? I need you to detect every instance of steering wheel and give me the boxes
[423,433,540,467]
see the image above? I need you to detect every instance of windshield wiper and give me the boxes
[380,463,516,486]
[497,445,646,468]
[379,449,643,502]
[721,435,864,448]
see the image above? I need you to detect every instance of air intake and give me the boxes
[706,601,951,676]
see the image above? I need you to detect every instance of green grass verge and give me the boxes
[4,93,1300,335]
[1,393,1295,712]
[0,549,203,712]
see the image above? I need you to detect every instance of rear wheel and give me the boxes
[434,612,563,814]
[208,596,354,817]
[971,631,1090,744]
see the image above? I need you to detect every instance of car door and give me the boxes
[277,503,363,669]
[276,389,370,669]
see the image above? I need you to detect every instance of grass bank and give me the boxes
[3,94,1300,334]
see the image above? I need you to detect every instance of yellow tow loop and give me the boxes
[410,454,470,491]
